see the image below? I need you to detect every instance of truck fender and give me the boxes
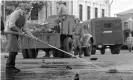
[82,34,93,47]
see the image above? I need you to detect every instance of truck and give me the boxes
[19,15,92,58]
[81,17,124,55]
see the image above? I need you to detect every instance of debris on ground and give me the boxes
[106,68,119,73]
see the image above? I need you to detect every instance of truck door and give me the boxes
[94,20,103,45]
[94,19,122,45]
[102,19,122,44]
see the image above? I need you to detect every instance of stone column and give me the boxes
[91,2,94,19]
[83,0,87,21]
[73,0,78,17]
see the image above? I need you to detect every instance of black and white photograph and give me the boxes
[0,0,133,80]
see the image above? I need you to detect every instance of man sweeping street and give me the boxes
[4,3,36,72]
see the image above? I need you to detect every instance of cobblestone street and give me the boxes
[1,50,133,80]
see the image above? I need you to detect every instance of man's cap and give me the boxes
[58,1,66,4]
[75,18,81,22]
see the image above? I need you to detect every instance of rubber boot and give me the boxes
[79,48,83,58]
[6,52,20,72]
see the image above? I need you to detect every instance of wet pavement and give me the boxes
[1,50,133,80]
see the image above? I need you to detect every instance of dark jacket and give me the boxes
[1,18,4,32]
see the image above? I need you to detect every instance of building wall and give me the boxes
[38,0,110,22]
[75,0,109,21]
[117,15,133,31]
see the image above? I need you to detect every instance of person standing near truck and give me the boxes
[1,17,4,34]
[55,1,68,23]
[58,1,68,17]
[4,3,36,72]
[73,18,83,58]
[126,33,133,52]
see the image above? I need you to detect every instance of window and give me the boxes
[87,6,90,19]
[124,22,128,29]
[102,9,105,17]
[104,23,112,29]
[79,4,83,21]
[31,3,38,20]
[84,25,87,29]
[95,7,98,18]
[31,10,38,20]
[88,24,90,28]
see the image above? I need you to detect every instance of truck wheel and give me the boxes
[43,49,50,57]
[22,49,29,59]
[52,49,58,57]
[28,49,38,58]
[63,37,73,58]
[53,49,63,58]
[100,48,105,55]
[111,48,120,54]
[83,40,92,57]
[91,47,96,55]
[83,47,91,56]
[116,49,120,54]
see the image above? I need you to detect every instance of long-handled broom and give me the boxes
[4,31,100,69]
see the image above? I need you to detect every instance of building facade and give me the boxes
[116,9,133,31]
[71,0,110,21]
[36,0,110,22]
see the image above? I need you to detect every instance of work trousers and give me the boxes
[6,52,18,68]
[73,35,83,56]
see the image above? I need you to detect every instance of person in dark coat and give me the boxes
[1,17,4,33]
[4,3,35,72]
[1,17,6,52]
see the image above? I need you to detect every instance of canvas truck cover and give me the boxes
[91,17,124,45]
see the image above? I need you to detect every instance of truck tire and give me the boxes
[28,49,38,58]
[83,47,91,56]
[110,45,121,54]
[43,49,50,57]
[22,49,29,59]
[52,49,58,57]
[91,47,96,55]
[100,48,105,55]
[82,36,92,57]
[63,37,73,58]
[53,48,64,58]
[111,48,120,54]
[83,40,92,56]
